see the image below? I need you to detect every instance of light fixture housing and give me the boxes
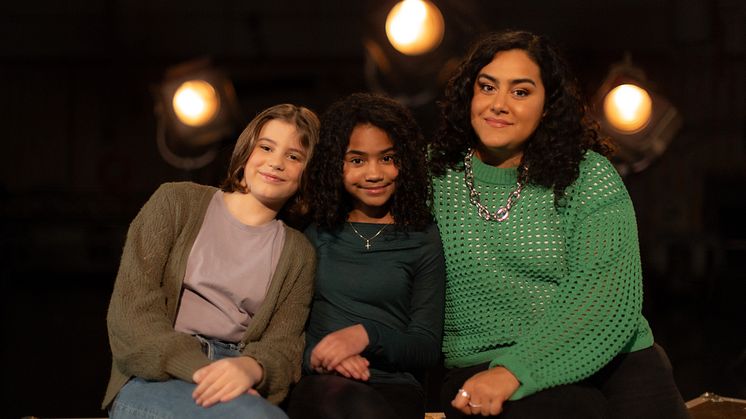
[155,59,241,170]
[364,1,480,108]
[592,55,683,175]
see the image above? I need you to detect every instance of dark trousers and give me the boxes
[286,374,426,419]
[440,344,691,419]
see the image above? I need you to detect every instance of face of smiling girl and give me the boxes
[343,123,398,222]
[470,48,546,168]
[242,119,307,208]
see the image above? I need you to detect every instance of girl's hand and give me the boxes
[192,356,264,407]
[450,366,520,416]
[310,324,369,371]
[333,355,370,381]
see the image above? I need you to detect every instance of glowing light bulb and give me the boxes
[603,84,653,133]
[172,80,220,127]
[385,0,444,56]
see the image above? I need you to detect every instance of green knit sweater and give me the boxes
[432,151,654,400]
[103,182,316,408]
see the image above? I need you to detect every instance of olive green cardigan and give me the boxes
[103,182,316,408]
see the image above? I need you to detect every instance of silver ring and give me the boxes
[458,388,470,399]
[468,402,483,408]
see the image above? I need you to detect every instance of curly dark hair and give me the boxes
[429,29,614,201]
[307,92,433,231]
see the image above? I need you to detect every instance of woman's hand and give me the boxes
[451,366,520,416]
[310,324,369,371]
[192,356,264,407]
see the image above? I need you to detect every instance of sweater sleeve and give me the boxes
[360,224,446,371]
[490,155,644,399]
[107,184,210,383]
[299,225,320,376]
[240,229,316,404]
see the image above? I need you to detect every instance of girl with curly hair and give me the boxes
[104,104,319,419]
[430,30,689,418]
[285,93,445,419]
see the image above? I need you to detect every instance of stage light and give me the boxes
[172,80,220,127]
[385,0,445,56]
[603,83,652,133]
[364,1,479,108]
[155,59,241,170]
[592,55,682,175]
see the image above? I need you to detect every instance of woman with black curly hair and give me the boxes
[430,30,689,418]
[285,93,445,419]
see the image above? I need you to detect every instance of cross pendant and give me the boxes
[365,240,371,250]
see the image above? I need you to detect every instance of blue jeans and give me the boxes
[110,337,288,419]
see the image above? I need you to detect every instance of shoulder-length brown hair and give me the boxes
[220,104,319,221]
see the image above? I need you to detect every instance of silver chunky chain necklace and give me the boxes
[464,149,524,222]
[348,222,388,250]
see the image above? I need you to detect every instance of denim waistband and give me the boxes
[194,334,244,359]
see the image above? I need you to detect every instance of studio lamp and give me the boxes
[385,0,445,56]
[592,54,682,175]
[364,0,478,108]
[171,80,221,128]
[155,59,241,170]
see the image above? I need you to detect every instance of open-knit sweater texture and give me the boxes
[432,151,654,400]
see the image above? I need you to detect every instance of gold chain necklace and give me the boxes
[464,149,524,222]
[348,222,388,250]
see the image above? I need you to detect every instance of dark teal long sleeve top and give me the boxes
[303,222,446,386]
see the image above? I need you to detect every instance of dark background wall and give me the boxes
[1,0,744,417]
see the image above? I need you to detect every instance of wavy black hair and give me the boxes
[307,93,432,231]
[429,30,614,201]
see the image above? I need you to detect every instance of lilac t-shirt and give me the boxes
[174,190,285,342]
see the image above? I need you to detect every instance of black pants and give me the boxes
[286,374,426,419]
[440,344,691,419]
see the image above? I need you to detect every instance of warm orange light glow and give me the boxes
[385,0,444,56]
[603,83,653,133]
[172,80,220,127]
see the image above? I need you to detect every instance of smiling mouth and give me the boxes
[484,118,513,128]
[259,172,285,183]
[360,185,391,194]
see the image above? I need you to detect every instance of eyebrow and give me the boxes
[477,73,537,87]
[345,147,396,156]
